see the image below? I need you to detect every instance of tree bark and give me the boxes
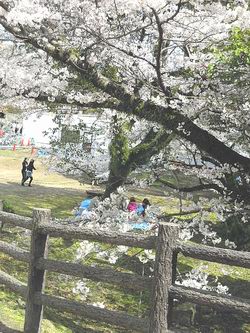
[104,126,174,198]
[103,168,130,198]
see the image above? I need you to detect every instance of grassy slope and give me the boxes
[0,290,70,333]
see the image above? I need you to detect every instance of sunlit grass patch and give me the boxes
[0,290,71,333]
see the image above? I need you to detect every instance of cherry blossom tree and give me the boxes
[0,0,249,170]
[0,0,249,247]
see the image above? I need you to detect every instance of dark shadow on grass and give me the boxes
[1,181,89,196]
[218,275,250,299]
[0,182,93,218]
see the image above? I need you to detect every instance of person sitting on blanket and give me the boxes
[127,197,137,212]
[75,194,98,217]
[131,198,152,231]
[136,198,150,217]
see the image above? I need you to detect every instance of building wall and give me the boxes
[22,113,57,147]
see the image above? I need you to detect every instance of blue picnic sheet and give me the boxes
[75,198,92,216]
[131,221,151,231]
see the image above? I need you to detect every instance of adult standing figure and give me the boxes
[21,157,28,186]
[23,159,36,187]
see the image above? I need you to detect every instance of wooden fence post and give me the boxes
[24,208,50,333]
[0,200,4,232]
[149,223,179,333]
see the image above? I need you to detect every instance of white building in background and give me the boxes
[22,113,57,147]
[1,108,111,178]
[1,107,110,150]
[21,112,102,148]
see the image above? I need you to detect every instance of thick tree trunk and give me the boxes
[103,120,131,198]
[103,168,130,198]
[104,125,173,198]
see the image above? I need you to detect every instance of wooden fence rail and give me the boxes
[36,258,152,291]
[0,204,250,332]
[0,270,27,298]
[177,242,250,268]
[38,223,157,249]
[0,240,30,262]
[170,285,250,316]
[0,210,32,230]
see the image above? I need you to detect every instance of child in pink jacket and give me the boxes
[127,197,137,212]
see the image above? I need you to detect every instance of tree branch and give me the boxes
[159,207,212,219]
[0,1,12,12]
[157,178,224,194]
[151,7,171,98]
[128,130,175,169]
[161,0,185,25]
[24,91,119,110]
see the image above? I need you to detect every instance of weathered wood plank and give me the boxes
[36,258,152,291]
[177,242,250,269]
[149,223,179,332]
[24,208,50,333]
[0,211,32,230]
[0,270,27,298]
[39,224,157,249]
[34,293,149,333]
[170,285,250,316]
[0,240,30,263]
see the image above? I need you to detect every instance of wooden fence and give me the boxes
[0,204,249,333]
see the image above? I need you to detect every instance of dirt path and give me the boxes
[0,151,92,194]
[0,150,96,217]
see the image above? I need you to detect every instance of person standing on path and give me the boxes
[21,157,28,185]
[22,159,36,187]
